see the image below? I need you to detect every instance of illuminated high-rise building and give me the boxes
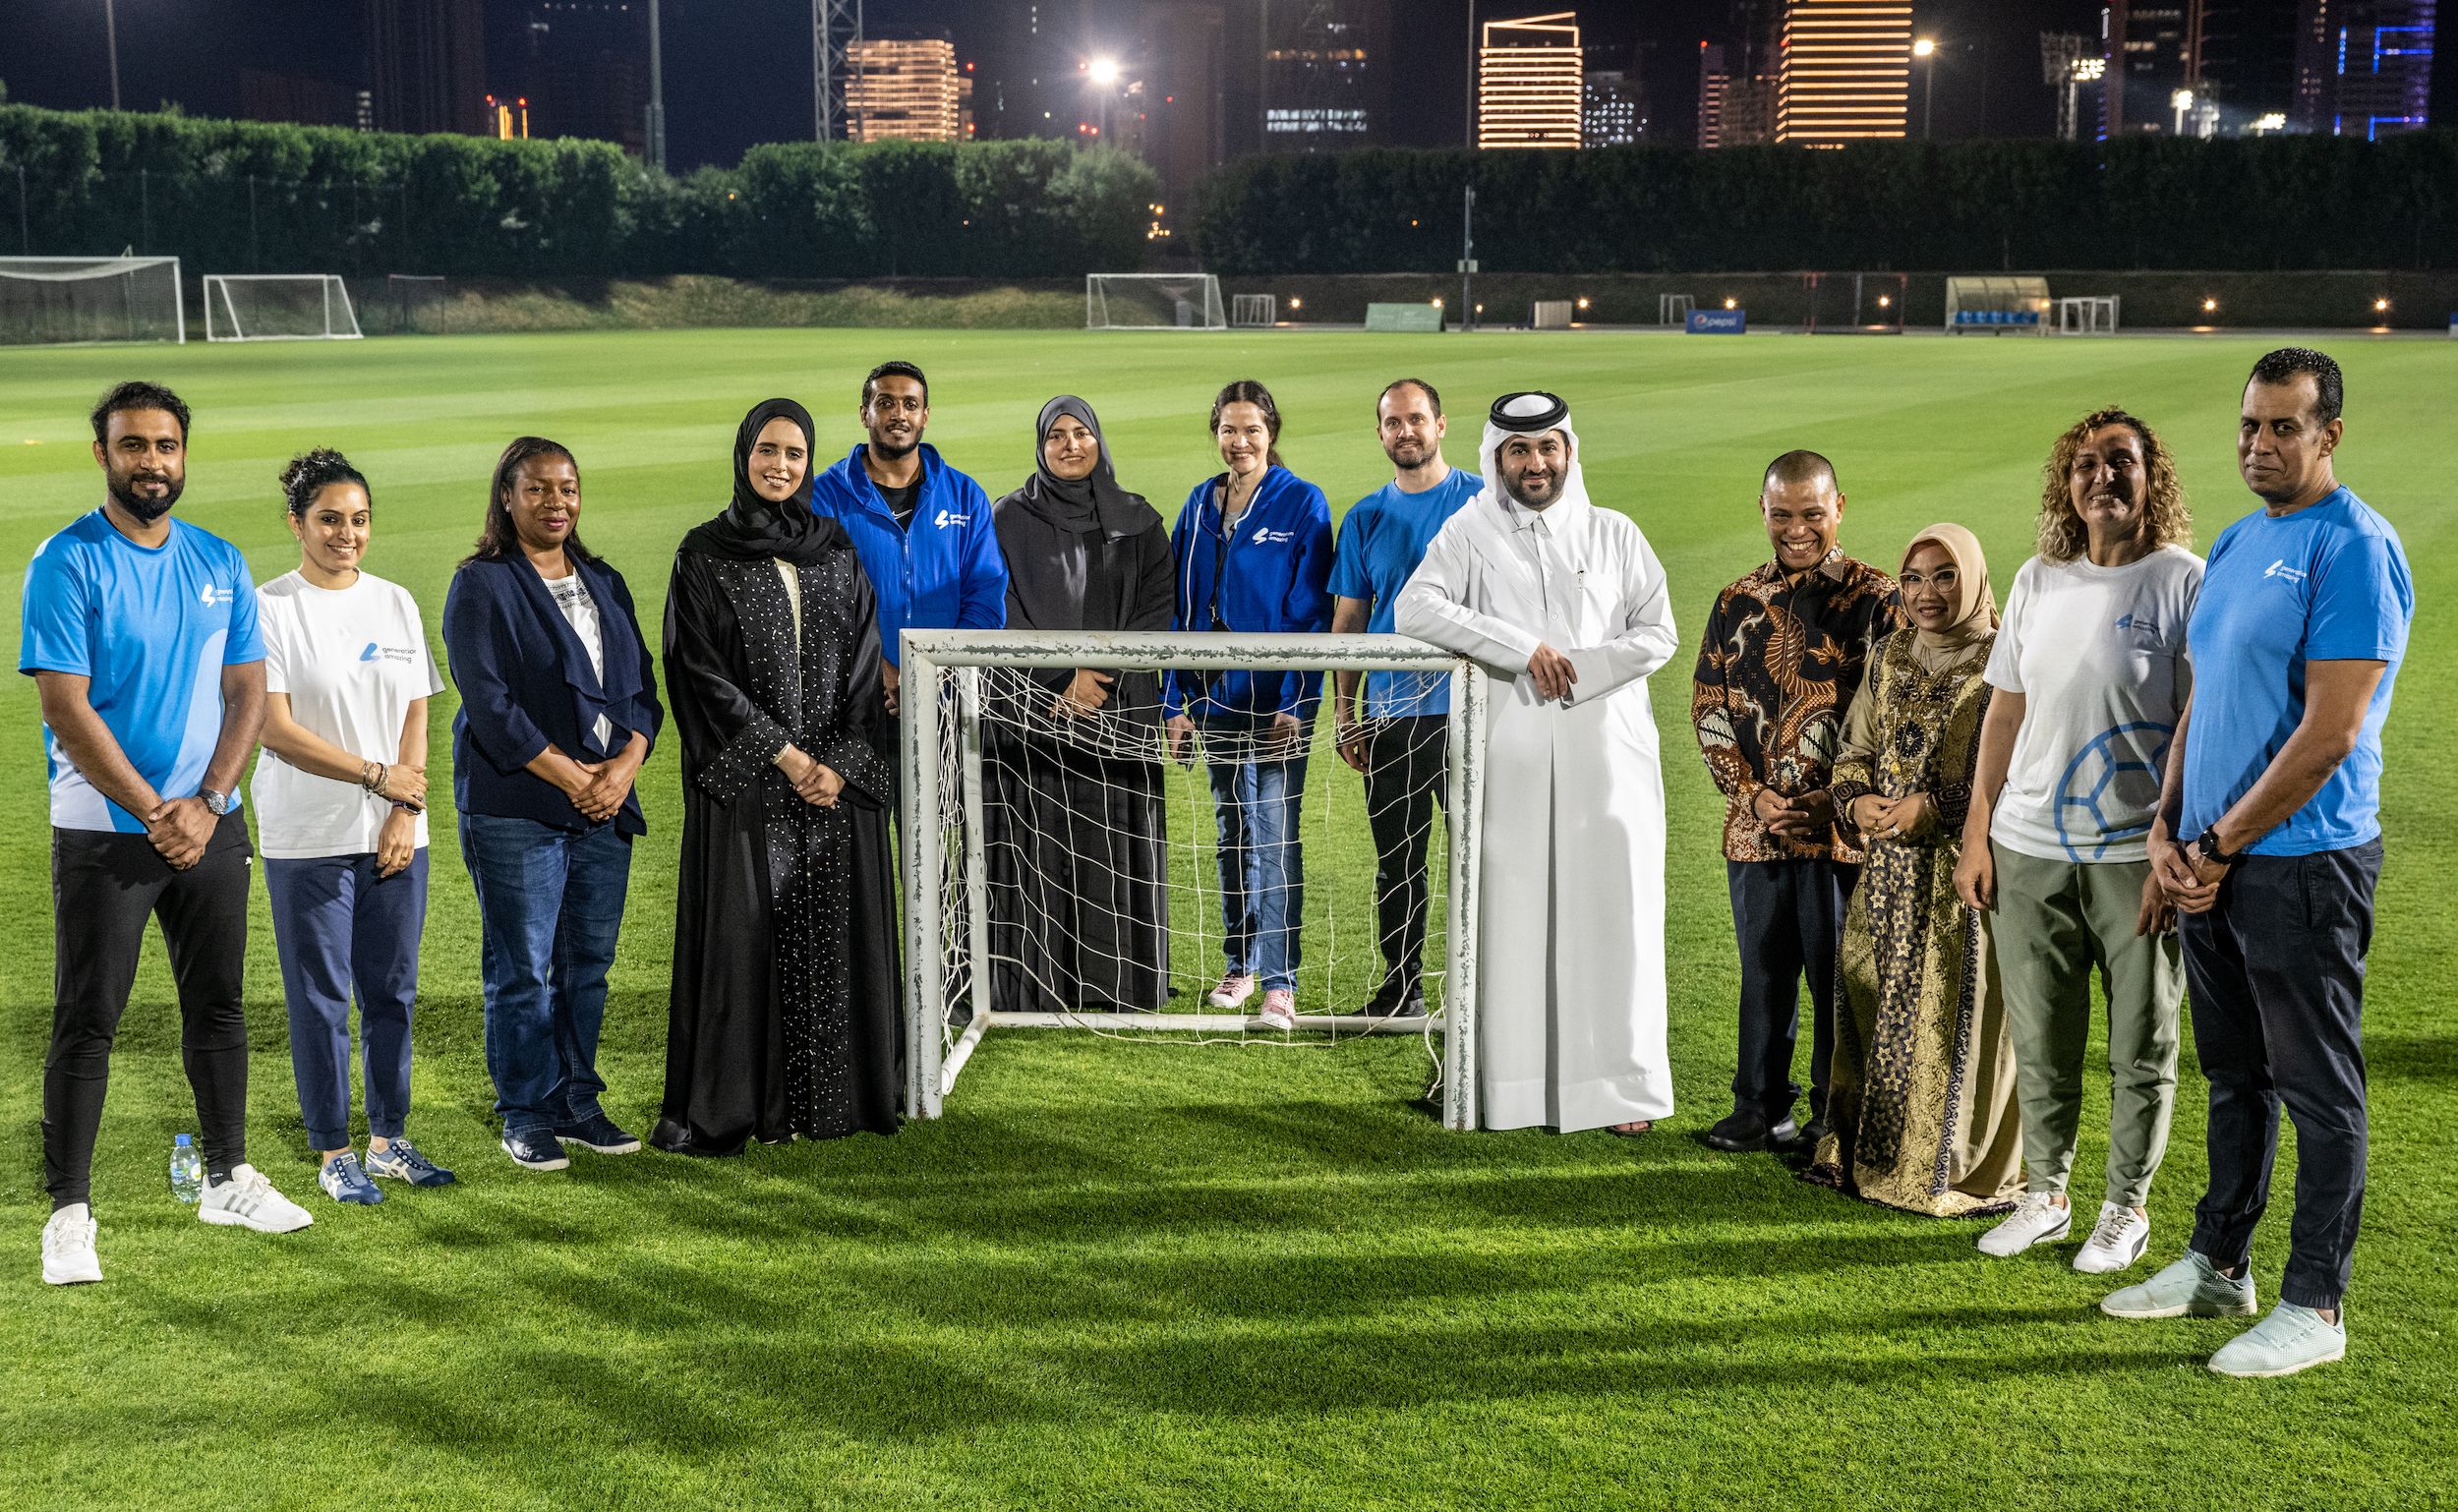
[1774,1,1912,146]
[1478,12,1583,149]
[2294,0,2436,136]
[847,37,965,143]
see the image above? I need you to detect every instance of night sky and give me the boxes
[0,1,2399,169]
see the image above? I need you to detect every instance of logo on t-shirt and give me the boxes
[198,583,236,608]
[2262,558,2309,585]
[359,641,415,666]
[2113,612,2160,636]
[1251,526,1296,545]
[933,508,970,528]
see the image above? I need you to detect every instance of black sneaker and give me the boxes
[500,1128,570,1171]
[553,1112,643,1154]
[1702,1109,1799,1152]
[1360,977,1426,1018]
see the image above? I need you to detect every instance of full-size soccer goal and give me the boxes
[900,629,1489,1131]
[1086,273,1227,330]
[0,256,185,344]
[204,273,364,341]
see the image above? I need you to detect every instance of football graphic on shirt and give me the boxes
[2054,721,2174,861]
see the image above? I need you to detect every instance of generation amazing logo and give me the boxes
[359,642,417,666]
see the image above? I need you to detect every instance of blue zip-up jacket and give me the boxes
[810,442,1008,667]
[1165,465,1334,722]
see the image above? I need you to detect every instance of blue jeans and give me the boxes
[1204,723,1310,993]
[265,849,430,1151]
[458,814,631,1135]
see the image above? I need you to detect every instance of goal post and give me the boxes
[203,273,364,341]
[900,628,1488,1132]
[0,256,185,344]
[1229,292,1277,326]
[1085,272,1227,330]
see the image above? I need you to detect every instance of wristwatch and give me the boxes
[199,786,235,817]
[2193,827,2239,867]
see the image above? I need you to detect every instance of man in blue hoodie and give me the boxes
[810,361,1009,715]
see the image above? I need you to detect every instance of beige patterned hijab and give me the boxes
[1902,521,1998,650]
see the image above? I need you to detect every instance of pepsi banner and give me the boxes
[1687,309,1747,334]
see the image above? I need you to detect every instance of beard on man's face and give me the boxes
[106,463,183,520]
[1502,467,1560,508]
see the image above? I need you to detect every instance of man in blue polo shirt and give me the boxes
[2103,348,2414,1378]
[1328,378,1481,1017]
[810,360,1008,717]
[24,381,311,1287]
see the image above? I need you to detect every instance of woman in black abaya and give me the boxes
[984,396,1176,1013]
[654,397,900,1153]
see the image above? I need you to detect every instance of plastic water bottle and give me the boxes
[169,1134,203,1205]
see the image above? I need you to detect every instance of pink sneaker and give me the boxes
[1205,972,1257,1010]
[1258,989,1299,1031]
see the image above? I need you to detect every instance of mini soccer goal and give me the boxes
[0,256,185,344]
[204,273,364,341]
[387,273,447,334]
[1086,272,1227,330]
[1229,293,1277,326]
[900,629,1490,1131]
[2055,295,2121,336]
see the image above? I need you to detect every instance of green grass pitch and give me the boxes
[0,328,2449,1509]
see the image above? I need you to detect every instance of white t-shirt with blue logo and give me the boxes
[1984,544,2203,864]
[19,510,264,834]
[250,570,445,859]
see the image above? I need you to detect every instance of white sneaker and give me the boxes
[1257,988,1299,1031]
[1205,972,1257,1010]
[2073,1201,2151,1274]
[1976,1192,2072,1257]
[41,1203,101,1286]
[198,1164,315,1234]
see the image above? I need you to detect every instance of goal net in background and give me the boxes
[1230,293,1277,326]
[1086,272,1227,330]
[901,630,1488,1132]
[204,273,363,341]
[387,273,447,334]
[0,256,185,344]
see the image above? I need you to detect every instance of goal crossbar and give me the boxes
[899,628,1489,1131]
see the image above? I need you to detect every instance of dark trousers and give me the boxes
[265,850,431,1151]
[2183,839,2380,1310]
[1364,716,1448,996]
[1726,857,1851,1123]
[44,815,253,1210]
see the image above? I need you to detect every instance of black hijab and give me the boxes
[1013,395,1151,540]
[681,397,846,567]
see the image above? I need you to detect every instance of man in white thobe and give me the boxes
[1397,391,1680,1133]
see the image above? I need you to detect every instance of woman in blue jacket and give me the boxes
[1164,380,1334,1031]
[441,436,663,1173]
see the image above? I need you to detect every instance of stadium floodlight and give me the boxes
[204,274,364,341]
[1912,36,1936,58]
[0,256,184,345]
[2075,57,2105,82]
[1087,56,1121,87]
[2252,112,2287,135]
[897,628,1489,1131]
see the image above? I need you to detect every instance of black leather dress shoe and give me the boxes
[1703,1109,1800,1152]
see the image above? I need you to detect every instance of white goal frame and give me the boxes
[2055,295,2121,335]
[0,256,186,344]
[1085,272,1228,330]
[1230,292,1277,326]
[900,629,1490,1131]
[203,273,364,341]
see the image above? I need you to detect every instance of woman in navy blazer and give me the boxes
[441,436,663,1173]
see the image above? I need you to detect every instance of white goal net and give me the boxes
[204,273,364,341]
[1086,272,1227,330]
[0,256,185,344]
[900,629,1488,1131]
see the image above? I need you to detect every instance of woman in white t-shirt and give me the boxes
[253,449,454,1205]
[1955,409,2202,1276]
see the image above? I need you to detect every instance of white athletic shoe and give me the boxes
[1205,972,1257,1010]
[41,1203,101,1286]
[1257,989,1299,1031]
[198,1164,315,1235]
[2073,1201,2152,1274]
[1976,1192,2072,1257]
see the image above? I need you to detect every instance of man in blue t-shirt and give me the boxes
[1328,378,1480,1018]
[23,382,308,1287]
[2101,348,2414,1379]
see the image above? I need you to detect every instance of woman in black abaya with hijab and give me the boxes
[653,397,900,1153]
[985,396,1176,1013]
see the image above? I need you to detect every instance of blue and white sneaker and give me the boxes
[553,1112,642,1155]
[500,1128,570,1171]
[365,1139,457,1188]
[317,1152,383,1205]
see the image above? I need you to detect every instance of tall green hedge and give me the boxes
[0,104,1159,278]
[1190,135,2458,275]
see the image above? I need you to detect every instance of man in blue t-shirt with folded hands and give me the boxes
[23,381,313,1288]
[2101,348,2414,1379]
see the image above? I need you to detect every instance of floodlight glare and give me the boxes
[2172,88,2195,110]
[1087,57,1122,87]
[2203,297,2218,313]
[1912,37,1936,58]
[1724,297,1737,310]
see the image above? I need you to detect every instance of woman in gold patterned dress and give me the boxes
[1808,523,2023,1217]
